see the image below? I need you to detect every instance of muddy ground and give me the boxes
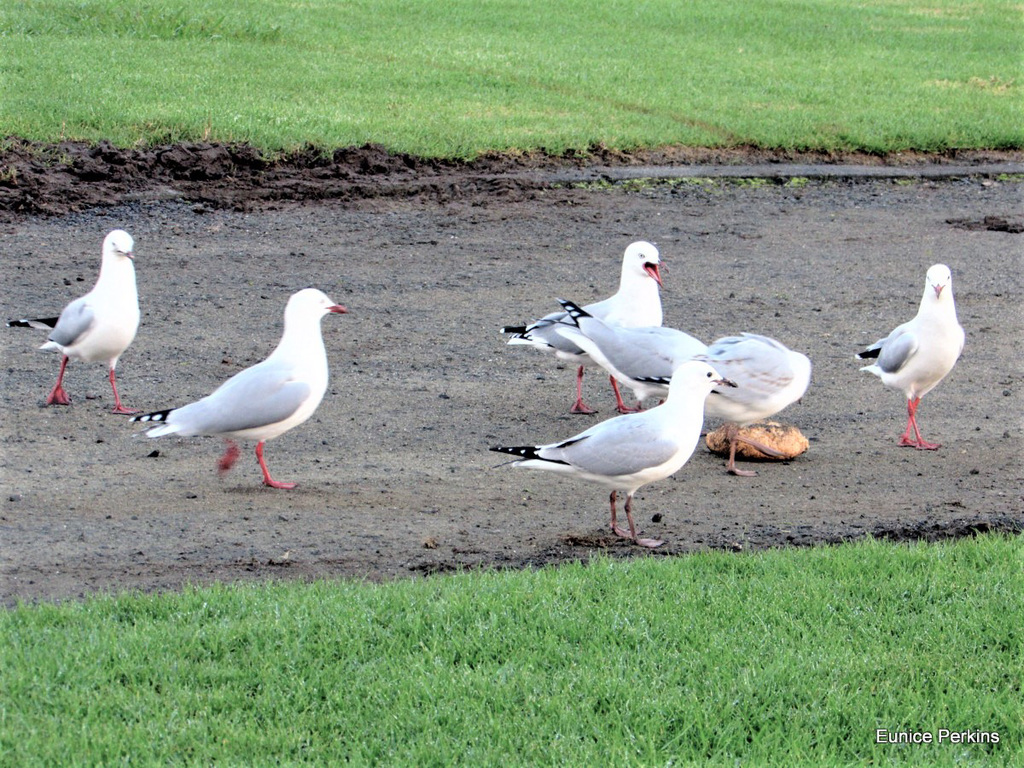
[1,143,1022,606]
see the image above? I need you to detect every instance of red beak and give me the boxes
[644,262,663,287]
[328,305,349,314]
[933,285,943,298]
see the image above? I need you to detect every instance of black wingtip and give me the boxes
[490,445,541,461]
[856,347,881,360]
[130,408,173,424]
[501,325,527,335]
[556,299,590,322]
[7,317,59,329]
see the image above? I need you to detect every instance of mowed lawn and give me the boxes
[2,537,1022,765]
[1,0,1021,155]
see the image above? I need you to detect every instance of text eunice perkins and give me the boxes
[876,729,999,745]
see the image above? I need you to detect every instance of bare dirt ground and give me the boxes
[1,142,1022,606]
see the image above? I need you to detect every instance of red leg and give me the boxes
[900,397,940,450]
[610,490,632,539]
[611,491,663,547]
[45,356,72,406]
[898,398,917,446]
[218,440,241,475]
[570,365,597,414]
[725,424,757,477]
[610,376,640,414]
[108,367,140,415]
[624,494,663,548]
[256,440,296,489]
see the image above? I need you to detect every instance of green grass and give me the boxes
[1,0,1021,156]
[2,535,1021,765]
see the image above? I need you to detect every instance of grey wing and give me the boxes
[554,324,627,373]
[505,306,565,335]
[699,335,794,403]
[48,297,95,347]
[623,327,706,376]
[551,419,680,476]
[582,322,672,379]
[523,313,586,355]
[858,319,913,359]
[565,321,703,381]
[875,329,919,374]
[171,361,311,435]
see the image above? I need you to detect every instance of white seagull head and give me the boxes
[925,263,953,300]
[104,229,135,261]
[623,240,662,287]
[286,288,349,322]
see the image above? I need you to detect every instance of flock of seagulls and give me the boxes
[8,232,964,547]
[494,242,962,545]
[8,231,348,489]
[502,240,664,414]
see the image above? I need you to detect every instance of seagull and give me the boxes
[491,361,735,548]
[555,301,811,475]
[552,299,708,411]
[695,334,812,475]
[501,240,663,414]
[131,288,348,489]
[7,229,140,414]
[857,263,964,450]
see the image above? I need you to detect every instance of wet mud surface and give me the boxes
[1,142,1022,605]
